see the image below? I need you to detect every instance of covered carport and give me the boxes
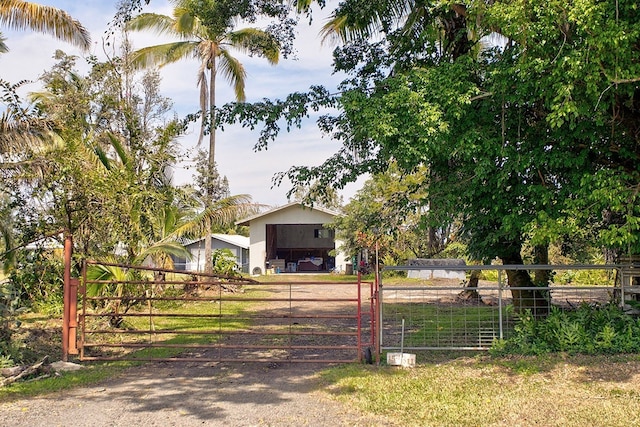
[237,202,348,275]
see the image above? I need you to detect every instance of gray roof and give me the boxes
[407,258,467,266]
[181,234,250,249]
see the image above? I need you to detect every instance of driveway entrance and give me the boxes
[73,261,375,364]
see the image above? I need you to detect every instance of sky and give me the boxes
[0,0,364,206]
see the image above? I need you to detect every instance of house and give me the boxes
[236,202,348,275]
[172,234,250,273]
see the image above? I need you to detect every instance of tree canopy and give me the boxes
[215,0,640,311]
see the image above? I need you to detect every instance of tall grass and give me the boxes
[319,354,640,426]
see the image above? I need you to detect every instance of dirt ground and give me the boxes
[0,360,395,427]
[1,279,395,426]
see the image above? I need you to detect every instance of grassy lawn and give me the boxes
[320,353,640,426]
[384,302,504,348]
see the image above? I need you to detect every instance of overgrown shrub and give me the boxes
[9,249,63,314]
[492,303,640,355]
[0,280,27,365]
[211,249,239,277]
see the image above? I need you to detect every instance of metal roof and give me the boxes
[236,202,340,226]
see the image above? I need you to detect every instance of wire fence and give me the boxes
[379,264,635,351]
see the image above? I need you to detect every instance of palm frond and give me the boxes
[173,6,199,38]
[133,240,191,266]
[319,0,412,43]
[0,0,90,50]
[217,48,246,102]
[129,41,199,70]
[85,261,128,297]
[168,195,258,240]
[93,144,111,171]
[126,12,178,36]
[0,30,7,53]
[0,110,54,155]
[106,132,131,171]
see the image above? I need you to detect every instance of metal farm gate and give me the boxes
[379,264,633,352]
[63,260,375,364]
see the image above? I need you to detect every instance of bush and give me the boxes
[9,249,63,312]
[0,280,27,365]
[492,303,640,355]
[211,249,239,277]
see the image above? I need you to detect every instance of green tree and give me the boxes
[188,148,231,274]
[25,43,189,265]
[332,163,453,266]
[218,1,640,315]
[168,193,259,274]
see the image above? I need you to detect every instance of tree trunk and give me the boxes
[209,58,216,169]
[501,248,549,317]
[204,214,212,275]
[533,243,551,286]
[458,269,482,302]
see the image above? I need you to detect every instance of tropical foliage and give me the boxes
[0,0,90,53]
[218,0,640,312]
[493,304,640,355]
[331,162,454,265]
[127,0,281,167]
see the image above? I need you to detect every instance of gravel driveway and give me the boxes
[0,359,394,427]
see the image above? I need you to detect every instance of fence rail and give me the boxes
[379,264,638,352]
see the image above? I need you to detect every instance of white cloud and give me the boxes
[1,0,361,206]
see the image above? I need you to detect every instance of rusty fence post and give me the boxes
[62,232,79,360]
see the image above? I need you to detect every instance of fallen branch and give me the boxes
[0,356,49,387]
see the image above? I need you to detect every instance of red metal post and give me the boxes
[68,278,79,355]
[62,232,72,362]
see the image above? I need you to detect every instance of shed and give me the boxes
[406,258,467,280]
[237,202,348,275]
[172,234,250,273]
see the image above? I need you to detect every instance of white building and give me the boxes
[237,202,348,275]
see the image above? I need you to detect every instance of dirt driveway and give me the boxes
[1,279,394,426]
[0,360,394,427]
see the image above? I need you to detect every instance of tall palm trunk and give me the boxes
[204,214,212,274]
[203,58,217,276]
[209,56,216,168]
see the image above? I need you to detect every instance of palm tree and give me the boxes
[0,0,90,52]
[169,193,259,275]
[1,1,90,161]
[127,1,280,169]
[0,93,54,156]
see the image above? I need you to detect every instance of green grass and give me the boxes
[0,360,135,400]
[319,353,640,426]
[384,303,505,348]
[0,287,267,399]
[81,288,266,360]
